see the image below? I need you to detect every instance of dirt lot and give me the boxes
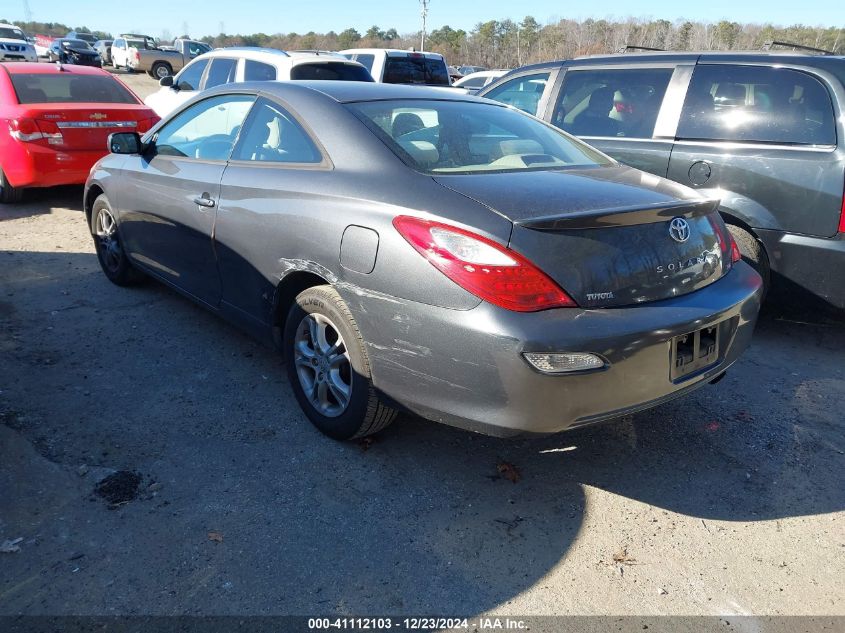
[0,74,843,619]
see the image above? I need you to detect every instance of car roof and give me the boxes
[248,80,484,103]
[0,62,108,75]
[193,47,366,71]
[340,48,445,59]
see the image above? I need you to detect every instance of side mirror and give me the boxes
[159,75,174,88]
[108,132,142,155]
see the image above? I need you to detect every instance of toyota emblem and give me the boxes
[669,217,691,243]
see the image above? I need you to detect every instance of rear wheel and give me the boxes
[91,194,143,286]
[284,285,397,440]
[727,224,770,296]
[0,169,23,204]
[151,62,172,79]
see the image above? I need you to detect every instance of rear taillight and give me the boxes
[839,189,845,234]
[393,216,577,312]
[133,49,140,63]
[730,234,742,263]
[135,117,159,134]
[9,118,63,144]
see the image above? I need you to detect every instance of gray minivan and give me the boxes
[480,51,845,309]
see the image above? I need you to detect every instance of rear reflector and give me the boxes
[393,215,577,312]
[523,352,605,374]
[729,234,742,263]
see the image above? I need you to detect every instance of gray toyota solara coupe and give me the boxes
[84,81,763,440]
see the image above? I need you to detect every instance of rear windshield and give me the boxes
[290,62,373,82]
[10,74,138,104]
[383,56,450,86]
[0,27,26,40]
[348,99,610,174]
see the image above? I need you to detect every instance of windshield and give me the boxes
[11,74,138,104]
[290,62,373,82]
[383,56,450,86]
[348,99,611,174]
[0,27,26,40]
[73,33,96,43]
[62,39,92,49]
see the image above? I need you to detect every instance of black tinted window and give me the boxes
[383,57,449,85]
[232,98,322,163]
[204,58,237,89]
[176,59,208,91]
[290,62,372,82]
[677,65,836,145]
[553,68,673,138]
[244,60,277,81]
[11,74,137,104]
[484,73,550,116]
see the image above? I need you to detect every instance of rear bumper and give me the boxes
[758,229,845,309]
[341,262,763,436]
[2,143,106,188]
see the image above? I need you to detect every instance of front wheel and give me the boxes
[91,194,143,286]
[284,285,397,440]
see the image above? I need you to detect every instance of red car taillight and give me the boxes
[393,216,577,312]
[135,117,159,134]
[730,234,742,263]
[707,214,741,266]
[9,118,63,144]
[839,188,845,234]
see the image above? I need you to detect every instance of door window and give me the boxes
[153,94,255,161]
[175,58,208,91]
[553,68,673,138]
[483,72,550,116]
[203,58,238,89]
[231,98,322,163]
[677,65,836,145]
[244,60,277,81]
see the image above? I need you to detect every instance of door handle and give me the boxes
[193,194,215,208]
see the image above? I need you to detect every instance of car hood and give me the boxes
[64,47,98,55]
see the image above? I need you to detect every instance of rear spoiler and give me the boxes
[516,199,720,231]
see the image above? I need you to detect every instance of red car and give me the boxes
[0,62,158,203]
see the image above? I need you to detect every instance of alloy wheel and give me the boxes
[293,313,353,418]
[95,207,123,273]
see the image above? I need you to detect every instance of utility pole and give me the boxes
[419,0,429,51]
[22,0,32,22]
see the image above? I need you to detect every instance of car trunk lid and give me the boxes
[28,104,153,151]
[434,165,731,308]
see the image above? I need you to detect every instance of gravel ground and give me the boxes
[0,82,843,619]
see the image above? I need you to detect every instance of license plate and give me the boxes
[670,323,721,382]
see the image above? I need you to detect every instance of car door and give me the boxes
[215,96,330,322]
[546,63,683,177]
[667,63,843,237]
[117,93,256,305]
[112,39,125,66]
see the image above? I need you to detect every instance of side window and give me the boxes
[114,38,124,48]
[244,60,277,81]
[354,54,375,72]
[553,68,673,138]
[175,58,208,91]
[483,72,550,116]
[153,94,255,161]
[231,98,322,164]
[677,65,836,145]
[203,58,238,89]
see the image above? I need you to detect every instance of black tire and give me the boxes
[151,62,172,79]
[284,285,397,440]
[0,168,23,204]
[727,224,770,296]
[90,194,144,286]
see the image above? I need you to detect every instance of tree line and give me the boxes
[4,17,843,68]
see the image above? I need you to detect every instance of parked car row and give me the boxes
[3,43,842,444]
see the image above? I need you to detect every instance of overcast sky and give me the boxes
[5,0,843,39]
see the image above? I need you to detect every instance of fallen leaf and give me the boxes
[612,547,636,565]
[207,531,224,543]
[496,461,521,483]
